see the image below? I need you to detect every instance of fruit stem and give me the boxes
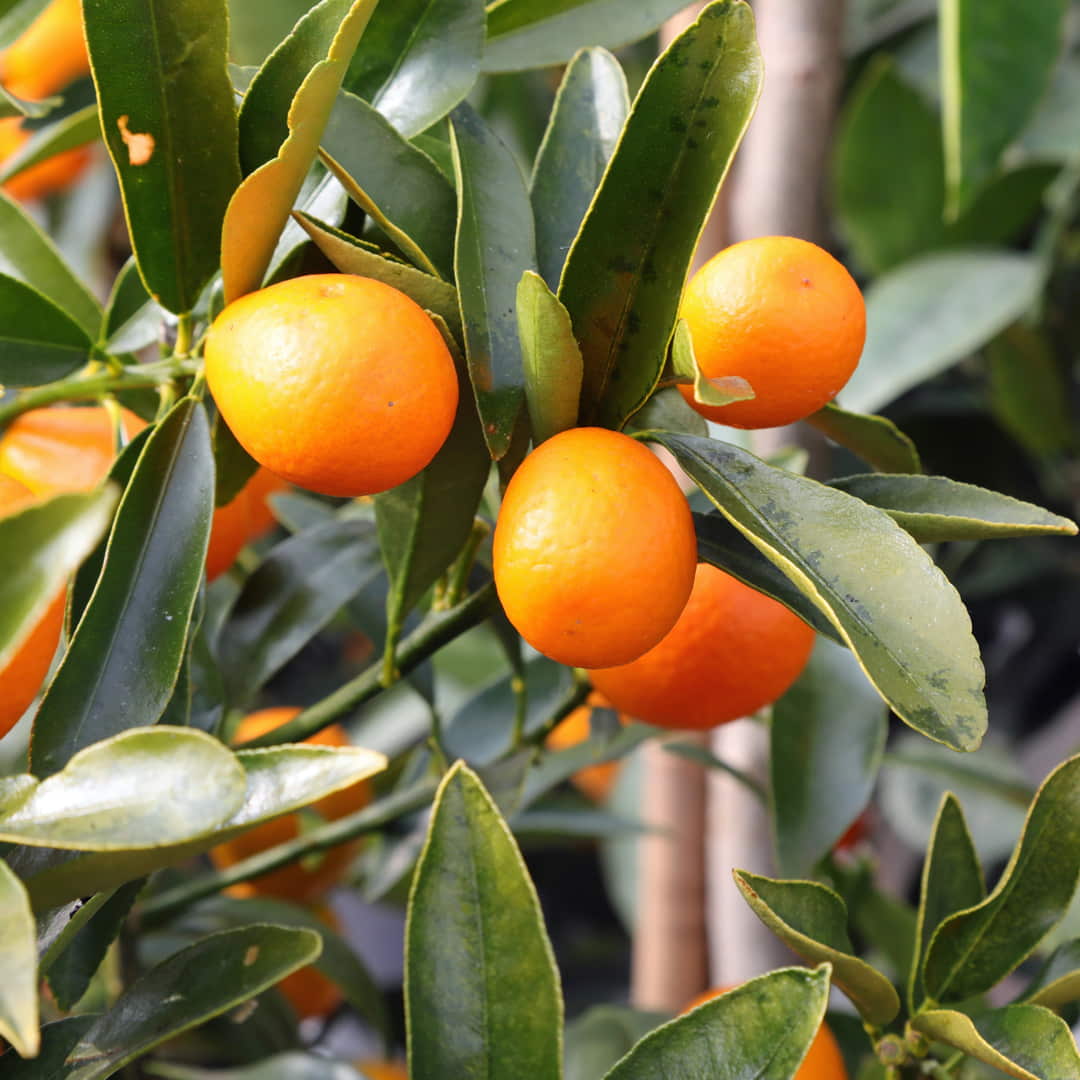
[531,669,592,744]
[509,673,527,748]
[440,517,491,611]
[174,312,194,358]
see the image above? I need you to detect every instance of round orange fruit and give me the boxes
[0,0,90,101]
[204,274,459,497]
[493,428,696,669]
[546,692,624,803]
[589,562,815,729]
[0,117,90,202]
[679,236,865,429]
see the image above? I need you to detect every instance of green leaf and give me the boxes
[806,403,921,475]
[84,0,240,314]
[449,101,536,459]
[670,318,754,408]
[0,860,37,1058]
[0,0,49,50]
[218,518,383,708]
[923,754,1080,1003]
[1022,940,1080,1009]
[0,487,117,673]
[406,762,563,1078]
[212,413,259,509]
[565,1006,667,1080]
[602,965,831,1080]
[0,1016,96,1079]
[484,0,694,72]
[344,0,484,137]
[625,386,707,437]
[531,46,628,290]
[558,1,762,429]
[144,1055,369,1079]
[910,794,984,1012]
[846,884,918,991]
[912,1004,1080,1080]
[516,270,583,443]
[294,212,462,337]
[654,432,987,751]
[0,272,92,385]
[321,90,456,278]
[733,871,899,1026]
[0,104,100,184]
[222,0,379,303]
[63,925,321,1080]
[841,251,1041,415]
[30,399,214,778]
[829,474,1078,542]
[0,191,100,337]
[940,0,1067,216]
[101,256,162,354]
[771,637,888,878]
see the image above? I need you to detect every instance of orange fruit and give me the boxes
[209,707,371,903]
[493,427,696,669]
[546,692,624,802]
[204,274,459,497]
[0,473,65,738]
[276,905,342,1019]
[204,469,288,581]
[0,116,90,202]
[679,236,865,429]
[356,1061,408,1080]
[589,562,815,730]
[0,0,89,101]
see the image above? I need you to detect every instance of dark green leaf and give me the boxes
[449,101,536,459]
[30,399,214,778]
[212,414,260,509]
[1022,940,1080,1009]
[565,1006,667,1080]
[406,762,562,1078]
[806,403,921,475]
[829,474,1077,542]
[144,1055,368,1079]
[847,884,918,990]
[0,1016,96,1079]
[771,637,887,878]
[0,859,37,1057]
[531,46,628,290]
[923,755,1080,1003]
[734,871,899,1026]
[558,1,762,429]
[84,0,240,314]
[626,386,708,437]
[0,272,91,385]
[656,432,987,751]
[101,256,163,354]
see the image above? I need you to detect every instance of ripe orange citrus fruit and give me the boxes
[0,117,90,202]
[679,236,865,429]
[493,427,697,669]
[546,692,624,802]
[356,1061,408,1080]
[0,473,65,739]
[204,468,288,581]
[204,274,459,497]
[209,707,372,903]
[276,905,342,1020]
[588,562,815,729]
[0,0,89,101]
[683,986,847,1079]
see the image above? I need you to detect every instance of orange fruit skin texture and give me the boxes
[204,274,460,498]
[276,904,342,1019]
[209,707,372,903]
[682,987,848,1080]
[0,473,65,738]
[545,691,624,803]
[0,0,90,100]
[589,562,816,730]
[493,428,697,669]
[679,236,866,429]
[0,405,285,580]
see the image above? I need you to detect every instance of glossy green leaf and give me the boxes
[222,0,379,303]
[294,212,462,336]
[841,251,1041,415]
[602,965,831,1080]
[1022,940,1080,1009]
[830,474,1077,542]
[344,0,484,137]
[30,399,214,778]
[218,517,382,708]
[212,414,259,509]
[0,272,92,385]
[0,1016,96,1078]
[564,1006,666,1080]
[84,0,240,314]
[654,432,987,751]
[626,386,707,437]
[449,101,536,459]
[64,925,321,1080]
[909,794,984,1012]
[0,487,116,672]
[0,191,100,337]
[484,0,692,72]
[806,403,921,475]
[531,46,628,290]
[669,318,755,408]
[101,256,163,354]
[913,1004,1080,1080]
[771,637,887,878]
[558,1,762,429]
[734,871,899,1026]
[0,860,37,1058]
[144,1056,368,1079]
[923,755,1080,1003]
[940,0,1067,215]
[321,90,456,278]
[517,270,582,443]
[406,762,562,1078]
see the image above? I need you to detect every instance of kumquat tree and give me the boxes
[2,0,1080,1077]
